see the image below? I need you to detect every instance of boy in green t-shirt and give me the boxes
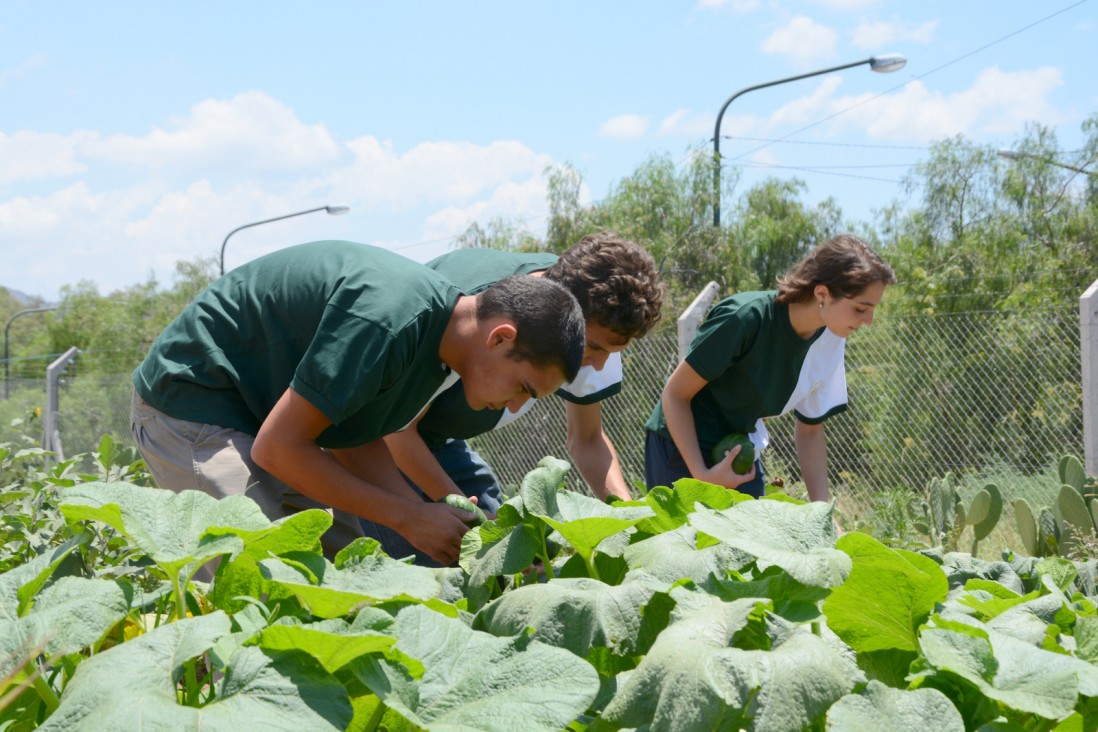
[363,233,665,566]
[131,240,585,566]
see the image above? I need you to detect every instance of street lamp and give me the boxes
[712,53,907,227]
[4,306,58,399]
[998,149,1095,178]
[219,204,351,275]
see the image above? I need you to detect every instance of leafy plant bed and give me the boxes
[3,447,1098,731]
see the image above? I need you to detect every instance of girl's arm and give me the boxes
[794,419,829,501]
[662,361,755,490]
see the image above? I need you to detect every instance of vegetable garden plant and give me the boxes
[2,435,1098,731]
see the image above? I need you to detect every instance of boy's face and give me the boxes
[460,325,567,413]
[582,321,631,371]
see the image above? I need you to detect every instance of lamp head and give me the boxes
[869,53,906,73]
[325,205,351,215]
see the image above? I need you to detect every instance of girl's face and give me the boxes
[818,281,886,337]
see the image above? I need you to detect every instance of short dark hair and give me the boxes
[543,232,664,340]
[476,275,585,383]
[776,234,896,304]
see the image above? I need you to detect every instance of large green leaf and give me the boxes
[825,680,964,731]
[705,565,829,623]
[258,544,441,618]
[824,532,948,654]
[60,482,271,580]
[534,491,654,563]
[688,500,850,587]
[472,573,673,660]
[255,620,398,675]
[206,508,331,612]
[632,481,742,536]
[623,525,753,583]
[40,611,352,731]
[1,537,83,622]
[518,456,572,517]
[600,596,861,731]
[914,614,1098,720]
[354,604,599,731]
[0,539,127,680]
[459,502,541,586]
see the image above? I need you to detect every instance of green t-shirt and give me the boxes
[132,240,461,449]
[412,248,565,448]
[645,290,848,459]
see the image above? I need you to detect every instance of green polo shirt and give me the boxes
[412,248,622,449]
[645,290,848,458]
[133,240,461,449]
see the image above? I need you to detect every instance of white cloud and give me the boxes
[822,66,1066,141]
[421,175,552,243]
[0,130,94,184]
[807,0,878,9]
[696,0,760,11]
[762,15,838,66]
[658,109,712,137]
[0,92,563,299]
[0,53,50,88]
[599,114,650,140]
[81,91,344,174]
[333,137,554,209]
[851,19,938,49]
[710,65,1064,151]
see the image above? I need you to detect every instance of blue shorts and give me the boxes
[359,438,503,567]
[644,430,765,498]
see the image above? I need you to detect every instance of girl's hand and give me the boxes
[698,445,756,490]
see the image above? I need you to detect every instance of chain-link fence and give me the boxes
[0,300,1086,517]
[467,302,1084,510]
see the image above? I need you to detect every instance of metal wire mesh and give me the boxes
[0,300,1086,514]
[468,302,1085,505]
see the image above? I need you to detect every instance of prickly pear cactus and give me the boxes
[1014,497,1040,557]
[967,482,1003,554]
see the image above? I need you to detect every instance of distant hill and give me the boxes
[1,286,41,306]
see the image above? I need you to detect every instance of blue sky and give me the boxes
[2,1,1095,301]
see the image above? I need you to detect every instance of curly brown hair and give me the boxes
[543,232,665,340]
[776,234,895,304]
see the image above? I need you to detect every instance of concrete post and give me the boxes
[43,346,79,460]
[1082,277,1098,475]
[678,281,721,360]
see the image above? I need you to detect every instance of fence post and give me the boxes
[678,281,721,360]
[43,346,80,460]
[1083,277,1098,475]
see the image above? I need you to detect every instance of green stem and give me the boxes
[29,662,59,714]
[172,570,188,623]
[183,658,200,705]
[537,532,555,581]
[584,552,601,582]
[811,620,822,637]
[363,699,388,731]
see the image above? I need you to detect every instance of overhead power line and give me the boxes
[727,0,1091,164]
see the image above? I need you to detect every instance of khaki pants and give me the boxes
[129,391,364,560]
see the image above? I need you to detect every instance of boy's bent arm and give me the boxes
[383,408,466,502]
[565,401,631,501]
[252,388,471,565]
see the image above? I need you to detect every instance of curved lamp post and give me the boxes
[219,204,351,275]
[4,306,58,399]
[998,149,1095,178]
[712,53,907,227]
